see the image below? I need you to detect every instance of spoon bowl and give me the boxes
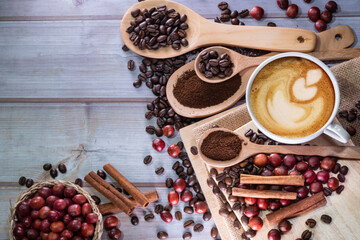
[120,0,316,59]
[198,128,360,168]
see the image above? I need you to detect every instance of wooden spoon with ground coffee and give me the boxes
[198,128,360,168]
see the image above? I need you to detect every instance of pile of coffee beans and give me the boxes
[13,183,99,240]
[338,100,360,137]
[126,4,189,50]
[216,2,249,25]
[198,50,234,79]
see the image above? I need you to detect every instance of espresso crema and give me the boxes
[250,57,335,138]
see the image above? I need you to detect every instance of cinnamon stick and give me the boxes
[103,164,150,208]
[98,190,159,215]
[240,174,305,186]
[84,171,134,215]
[232,188,297,200]
[266,192,326,225]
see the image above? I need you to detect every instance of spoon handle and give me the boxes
[200,23,316,52]
[246,145,360,160]
[235,55,270,72]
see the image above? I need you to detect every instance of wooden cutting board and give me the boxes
[180,105,360,240]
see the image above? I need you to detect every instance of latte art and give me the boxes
[250,57,335,138]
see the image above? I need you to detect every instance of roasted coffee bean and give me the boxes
[241,233,250,240]
[153,127,162,137]
[224,177,233,186]
[234,219,241,230]
[239,9,250,18]
[339,110,348,118]
[177,141,184,150]
[336,185,344,194]
[241,215,249,225]
[228,195,239,203]
[218,181,226,191]
[219,192,227,204]
[203,211,212,221]
[176,166,184,175]
[184,206,194,214]
[133,79,142,88]
[131,215,139,225]
[267,22,277,27]
[184,220,195,229]
[58,163,67,174]
[346,126,356,136]
[230,10,239,18]
[122,44,129,51]
[190,146,198,155]
[75,178,83,187]
[165,178,174,188]
[155,167,165,175]
[244,129,253,137]
[218,1,228,10]
[231,18,240,25]
[50,169,58,178]
[193,183,201,193]
[332,163,341,174]
[155,204,164,214]
[144,213,155,222]
[43,163,52,171]
[145,110,152,119]
[164,204,172,212]
[189,197,198,208]
[207,177,216,188]
[157,231,168,239]
[25,178,34,188]
[211,227,218,238]
[213,186,220,195]
[146,125,155,135]
[172,161,180,170]
[210,168,218,177]
[194,223,204,232]
[301,230,312,240]
[183,160,191,168]
[250,133,258,142]
[179,172,187,179]
[18,176,26,186]
[338,173,345,182]
[216,172,226,182]
[97,170,106,179]
[239,205,246,215]
[196,192,205,201]
[174,211,182,221]
[232,202,241,211]
[340,166,349,175]
[347,112,356,122]
[131,8,140,18]
[143,155,152,165]
[245,229,256,238]
[306,218,316,228]
[219,208,230,217]
[323,187,333,196]
[128,60,135,70]
[91,195,101,205]
[187,175,197,186]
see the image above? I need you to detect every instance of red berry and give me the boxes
[268,229,281,240]
[296,161,309,173]
[108,228,122,240]
[303,169,316,185]
[30,210,40,219]
[250,6,264,20]
[168,144,180,157]
[38,187,52,199]
[254,153,268,167]
[48,210,60,222]
[308,7,321,22]
[257,198,269,210]
[72,194,87,205]
[278,219,292,233]
[64,187,77,198]
[194,201,207,214]
[316,170,329,183]
[180,190,193,202]
[22,216,32,228]
[321,157,335,171]
[245,197,257,205]
[50,221,65,233]
[104,216,119,230]
[308,156,320,170]
[82,203,92,217]
[81,222,94,237]
[289,170,301,175]
[315,20,327,32]
[68,219,82,232]
[277,0,289,10]
[327,177,339,190]
[52,184,65,197]
[30,196,45,210]
[321,10,332,23]
[280,199,291,206]
[53,199,66,211]
[274,165,288,176]
[160,210,173,223]
[325,1,338,13]
[26,229,39,240]
[297,186,309,198]
[268,201,281,211]
[310,181,323,193]
[286,4,298,18]
[168,190,179,206]
[283,155,296,169]
[249,216,263,231]
[86,213,98,224]
[152,138,165,152]
[46,195,59,208]
[68,204,81,217]
[163,125,175,138]
[61,230,73,239]
[173,178,186,193]
[244,205,259,218]
[39,206,51,219]
[269,153,282,167]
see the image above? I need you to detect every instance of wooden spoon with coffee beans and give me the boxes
[198,128,360,168]
[120,0,316,59]
[195,46,360,83]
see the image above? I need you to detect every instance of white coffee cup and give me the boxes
[246,52,350,144]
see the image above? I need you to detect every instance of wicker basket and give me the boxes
[9,180,103,240]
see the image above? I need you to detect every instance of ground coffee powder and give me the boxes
[173,70,241,108]
[201,131,242,161]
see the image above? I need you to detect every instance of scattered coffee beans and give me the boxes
[305,218,316,228]
[58,163,67,173]
[190,146,198,155]
[301,230,312,240]
[193,223,204,232]
[50,168,58,178]
[144,213,155,222]
[203,211,212,221]
[43,163,52,171]
[175,211,182,220]
[143,155,153,165]
[131,215,139,225]
[184,220,195,229]
[321,214,332,224]
[155,167,165,175]
[184,206,194,214]
[18,176,26,186]
[198,50,234,79]
[336,185,344,194]
[128,60,135,70]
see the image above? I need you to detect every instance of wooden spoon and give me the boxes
[120,0,316,59]
[198,128,360,168]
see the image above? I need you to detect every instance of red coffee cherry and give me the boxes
[286,4,299,18]
[308,7,321,22]
[250,6,264,20]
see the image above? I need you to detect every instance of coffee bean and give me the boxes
[231,18,240,25]
[165,178,173,188]
[164,204,172,212]
[241,215,249,225]
[175,211,182,220]
[232,202,241,211]
[302,230,312,240]
[177,141,184,150]
[346,126,356,136]
[239,9,250,18]
[336,185,344,194]
[58,163,67,174]
[189,198,198,208]
[210,168,218,177]
[183,232,192,240]
[337,173,345,182]
[320,214,332,224]
[216,172,226,182]
[50,169,58,179]
[234,219,241,230]
[219,192,227,204]
[184,220,194,229]
[202,211,212,222]
[143,155,152,165]
[347,112,356,122]
[244,129,253,137]
[144,213,155,222]
[157,231,168,239]
[217,1,228,10]
[176,166,184,175]
[155,167,165,175]
[128,60,135,70]
[218,181,226,191]
[222,9,231,15]
[250,133,258,142]
[43,163,52,171]
[219,208,229,217]
[183,160,191,168]
[187,175,197,186]
[206,178,216,189]
[340,165,349,175]
[323,187,333,196]
[213,186,220,195]
[131,215,139,225]
[122,44,129,51]
[75,178,83,187]
[210,227,218,238]
[245,229,256,238]
[155,204,164,214]
[145,110,152,119]
[97,170,106,179]
[193,223,204,232]
[230,10,239,18]
[306,218,316,228]
[155,127,163,137]
[332,163,341,174]
[18,176,26,186]
[190,146,198,155]
[241,233,250,240]
[172,161,180,170]
[192,183,201,193]
[184,206,194,214]
[267,22,277,27]
[25,178,34,188]
[91,195,101,205]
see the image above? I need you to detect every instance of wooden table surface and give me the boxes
[0,0,359,239]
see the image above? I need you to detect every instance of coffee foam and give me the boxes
[250,57,335,138]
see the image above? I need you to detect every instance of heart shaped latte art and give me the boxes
[292,69,322,101]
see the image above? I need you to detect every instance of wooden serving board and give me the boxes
[180,104,360,240]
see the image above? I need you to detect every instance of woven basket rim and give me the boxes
[9,180,103,240]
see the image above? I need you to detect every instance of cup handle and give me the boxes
[323,122,350,143]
